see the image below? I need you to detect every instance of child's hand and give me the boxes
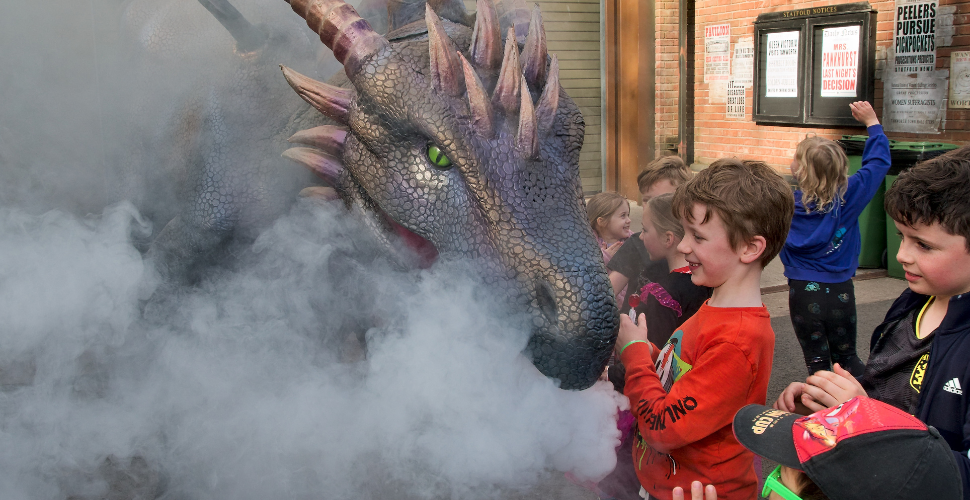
[801,363,868,409]
[616,313,651,355]
[602,240,623,259]
[850,101,879,127]
[673,482,717,500]
[774,382,814,414]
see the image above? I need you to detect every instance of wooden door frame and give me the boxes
[603,0,655,200]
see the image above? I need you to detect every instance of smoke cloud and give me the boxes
[0,201,621,499]
[0,1,622,498]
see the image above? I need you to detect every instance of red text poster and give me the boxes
[820,26,860,97]
[704,23,731,83]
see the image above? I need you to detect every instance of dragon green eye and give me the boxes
[427,144,452,168]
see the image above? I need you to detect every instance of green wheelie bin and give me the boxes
[884,141,960,278]
[837,135,886,268]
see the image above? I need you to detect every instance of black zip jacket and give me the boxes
[870,289,970,498]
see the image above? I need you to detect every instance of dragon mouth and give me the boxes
[380,210,439,269]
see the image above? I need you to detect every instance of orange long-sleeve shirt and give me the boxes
[620,302,774,500]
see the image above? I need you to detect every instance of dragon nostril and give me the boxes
[535,279,558,324]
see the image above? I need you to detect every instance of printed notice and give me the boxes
[820,26,860,97]
[705,23,731,83]
[732,37,754,88]
[950,51,970,108]
[765,31,799,97]
[883,71,948,133]
[726,80,746,119]
[893,0,938,73]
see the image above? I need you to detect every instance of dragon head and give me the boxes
[279,0,618,390]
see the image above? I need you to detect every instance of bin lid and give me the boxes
[888,141,960,175]
[838,135,870,155]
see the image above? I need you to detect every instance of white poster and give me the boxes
[732,37,754,88]
[893,0,938,73]
[726,80,746,119]
[949,51,970,109]
[883,71,948,133]
[765,31,799,97]
[704,23,731,83]
[820,26,860,97]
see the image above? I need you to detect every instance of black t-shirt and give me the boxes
[860,299,935,414]
[633,270,712,346]
[607,235,669,310]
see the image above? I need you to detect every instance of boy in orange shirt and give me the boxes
[616,159,795,500]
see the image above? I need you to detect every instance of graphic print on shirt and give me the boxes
[633,329,697,479]
[655,330,693,392]
[910,353,929,392]
[824,227,847,255]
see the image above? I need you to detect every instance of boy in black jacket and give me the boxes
[775,145,970,498]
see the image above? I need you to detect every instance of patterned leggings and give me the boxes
[788,279,866,376]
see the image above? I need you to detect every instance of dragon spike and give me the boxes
[459,52,493,137]
[285,0,387,76]
[535,55,559,131]
[288,125,348,157]
[283,147,345,184]
[280,65,353,125]
[490,27,521,115]
[469,0,502,71]
[426,4,464,96]
[516,78,539,159]
[520,4,547,90]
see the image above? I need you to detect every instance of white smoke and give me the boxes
[0,200,621,499]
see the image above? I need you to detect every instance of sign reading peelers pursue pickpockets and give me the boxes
[892,0,938,74]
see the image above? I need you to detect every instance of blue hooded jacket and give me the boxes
[781,124,891,283]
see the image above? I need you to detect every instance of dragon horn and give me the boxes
[469,0,502,71]
[288,126,348,157]
[280,66,353,125]
[520,4,547,90]
[491,27,521,115]
[197,0,267,52]
[285,0,387,77]
[426,4,464,97]
[535,55,559,131]
[516,78,539,159]
[283,147,345,185]
[459,52,494,137]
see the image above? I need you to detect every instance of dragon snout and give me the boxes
[525,267,619,390]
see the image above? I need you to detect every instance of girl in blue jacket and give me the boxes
[781,101,891,376]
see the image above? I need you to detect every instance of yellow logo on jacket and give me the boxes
[910,353,929,392]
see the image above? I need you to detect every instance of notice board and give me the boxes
[753,2,877,126]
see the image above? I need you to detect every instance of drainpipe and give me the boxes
[678,0,695,165]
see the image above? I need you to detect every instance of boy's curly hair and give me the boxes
[637,156,691,193]
[885,145,970,251]
[793,136,849,213]
[672,158,795,267]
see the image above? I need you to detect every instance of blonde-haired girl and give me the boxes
[586,191,632,264]
[781,101,891,376]
[630,193,711,346]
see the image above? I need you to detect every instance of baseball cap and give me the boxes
[732,396,961,500]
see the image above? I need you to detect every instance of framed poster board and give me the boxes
[753,2,877,126]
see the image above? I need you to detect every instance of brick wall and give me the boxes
[678,0,970,173]
[657,0,682,154]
